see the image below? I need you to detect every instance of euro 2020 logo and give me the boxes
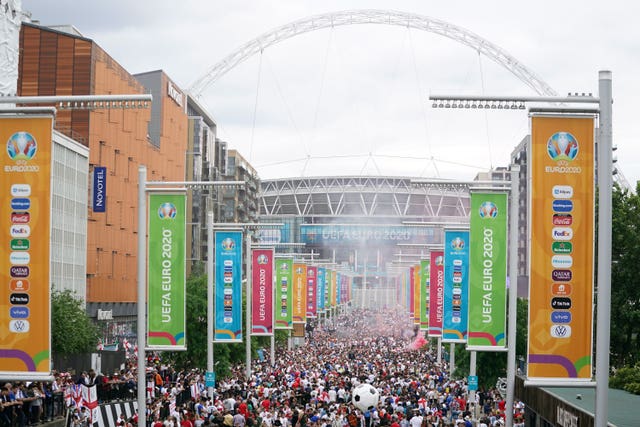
[451,237,465,250]
[257,254,269,264]
[479,201,498,219]
[7,132,37,161]
[158,202,177,219]
[222,238,235,251]
[547,132,578,162]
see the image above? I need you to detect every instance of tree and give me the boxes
[51,288,100,355]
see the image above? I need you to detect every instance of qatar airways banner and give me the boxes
[468,192,508,351]
[274,258,293,329]
[215,231,243,342]
[252,248,274,336]
[292,263,307,323]
[317,267,326,313]
[148,193,186,350]
[442,229,470,343]
[428,250,444,337]
[306,266,318,318]
[420,259,430,331]
[527,115,595,384]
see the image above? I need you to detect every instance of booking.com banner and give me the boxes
[527,114,595,384]
[428,250,444,337]
[468,192,508,351]
[147,193,186,350]
[215,231,243,342]
[251,248,274,336]
[442,229,470,343]
[274,258,293,329]
[1,116,53,380]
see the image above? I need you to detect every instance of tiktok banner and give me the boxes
[419,259,430,331]
[215,231,243,343]
[292,263,307,323]
[274,258,293,329]
[442,229,470,343]
[306,266,318,318]
[428,250,444,338]
[527,115,595,384]
[1,116,53,380]
[467,192,508,351]
[147,193,186,350]
[251,248,274,336]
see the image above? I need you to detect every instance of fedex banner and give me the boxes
[274,258,293,329]
[468,192,508,351]
[306,266,318,318]
[292,263,307,323]
[428,250,444,337]
[527,115,595,384]
[252,248,274,336]
[420,259,430,331]
[215,231,243,342]
[147,193,186,350]
[1,116,53,380]
[442,229,470,343]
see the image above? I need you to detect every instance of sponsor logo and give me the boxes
[479,201,498,218]
[224,260,233,266]
[552,200,573,213]
[10,224,31,238]
[223,288,233,295]
[10,266,29,278]
[552,270,572,281]
[551,311,571,323]
[11,184,31,197]
[552,214,573,226]
[10,279,30,291]
[279,262,289,271]
[10,239,30,251]
[551,283,571,296]
[10,306,29,319]
[552,227,573,241]
[157,202,177,219]
[221,238,235,251]
[11,212,30,224]
[552,185,574,199]
[453,259,463,266]
[450,237,465,250]
[9,252,30,265]
[9,293,30,304]
[452,288,462,295]
[547,132,579,161]
[551,297,572,309]
[551,255,573,268]
[223,317,233,324]
[6,131,37,160]
[11,198,30,210]
[257,254,269,264]
[552,241,573,254]
[550,324,572,338]
[9,319,30,333]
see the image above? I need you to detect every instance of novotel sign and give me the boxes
[167,82,184,108]
[92,166,106,213]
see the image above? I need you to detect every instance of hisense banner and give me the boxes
[468,192,508,351]
[428,250,444,337]
[292,263,307,323]
[420,259,430,331]
[215,231,243,342]
[274,258,293,329]
[527,114,595,384]
[442,229,470,343]
[251,248,274,336]
[148,193,186,350]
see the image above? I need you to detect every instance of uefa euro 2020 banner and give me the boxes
[215,231,243,342]
[442,229,470,343]
[147,193,186,350]
[251,248,274,336]
[317,267,326,313]
[306,266,318,318]
[274,258,293,329]
[428,250,444,338]
[292,263,307,323]
[420,259,430,331]
[468,192,508,351]
[1,116,53,380]
[527,114,595,385]
[413,264,421,325]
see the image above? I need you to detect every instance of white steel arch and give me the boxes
[189,9,557,97]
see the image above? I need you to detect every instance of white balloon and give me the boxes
[351,383,380,412]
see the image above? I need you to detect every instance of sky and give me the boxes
[22,0,640,187]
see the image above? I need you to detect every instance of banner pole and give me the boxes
[207,212,214,398]
[137,166,147,427]
[246,232,252,380]
[506,164,520,427]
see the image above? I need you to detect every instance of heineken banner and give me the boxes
[148,193,186,350]
[274,258,293,329]
[251,248,274,336]
[442,229,470,343]
[420,259,430,331]
[215,231,243,342]
[292,263,307,323]
[527,115,595,384]
[468,192,508,351]
[306,266,318,318]
[428,250,444,337]
[317,267,326,313]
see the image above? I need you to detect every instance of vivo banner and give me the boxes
[442,229,470,343]
[468,192,508,351]
[252,248,274,336]
[1,116,53,380]
[527,114,595,384]
[147,193,186,350]
[91,166,106,213]
[274,258,293,329]
[215,231,243,342]
[317,267,326,313]
[428,250,444,337]
[420,259,430,331]
[306,266,318,318]
[292,263,307,323]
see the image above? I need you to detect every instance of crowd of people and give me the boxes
[1,308,524,427]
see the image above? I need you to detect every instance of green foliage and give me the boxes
[51,288,100,355]
[609,365,640,395]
